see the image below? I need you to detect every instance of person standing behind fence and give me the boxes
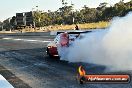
[75,25,79,30]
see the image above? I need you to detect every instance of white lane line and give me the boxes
[2,37,51,43]
[2,38,12,40]
[0,74,14,88]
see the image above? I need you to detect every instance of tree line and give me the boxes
[1,0,132,29]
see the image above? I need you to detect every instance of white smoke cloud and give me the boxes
[58,12,132,71]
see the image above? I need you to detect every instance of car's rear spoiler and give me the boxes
[57,31,92,35]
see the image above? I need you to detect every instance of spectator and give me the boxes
[75,25,79,30]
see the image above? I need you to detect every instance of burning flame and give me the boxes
[78,66,86,76]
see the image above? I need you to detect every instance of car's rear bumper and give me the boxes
[47,46,58,57]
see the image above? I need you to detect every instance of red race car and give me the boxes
[46,31,91,57]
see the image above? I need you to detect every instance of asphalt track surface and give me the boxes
[0,32,132,88]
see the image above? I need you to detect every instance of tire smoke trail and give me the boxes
[58,12,132,71]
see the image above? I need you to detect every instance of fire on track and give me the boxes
[2,37,51,43]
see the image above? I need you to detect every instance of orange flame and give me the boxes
[78,66,86,76]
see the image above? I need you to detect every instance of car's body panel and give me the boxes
[46,31,92,57]
[47,41,58,57]
[47,46,58,56]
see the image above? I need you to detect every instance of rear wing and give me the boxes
[57,31,92,35]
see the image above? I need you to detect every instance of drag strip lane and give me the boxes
[2,37,51,43]
[0,33,132,88]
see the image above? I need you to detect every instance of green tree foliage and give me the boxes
[79,5,97,23]
[3,18,11,30]
[0,21,2,25]
[33,11,51,27]
[0,21,3,30]
[58,5,73,24]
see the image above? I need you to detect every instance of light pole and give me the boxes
[32,6,39,29]
[73,17,75,24]
[32,8,36,29]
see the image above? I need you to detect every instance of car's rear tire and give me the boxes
[46,48,53,57]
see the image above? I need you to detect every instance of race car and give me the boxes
[46,31,91,57]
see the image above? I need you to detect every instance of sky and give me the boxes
[0,0,131,21]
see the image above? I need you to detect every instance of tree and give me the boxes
[3,0,132,28]
[0,21,3,31]
[2,18,12,30]
[98,2,108,10]
[58,5,73,24]
[80,5,97,23]
[114,1,126,16]
[61,0,68,6]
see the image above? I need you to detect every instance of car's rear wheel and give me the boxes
[46,48,53,57]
